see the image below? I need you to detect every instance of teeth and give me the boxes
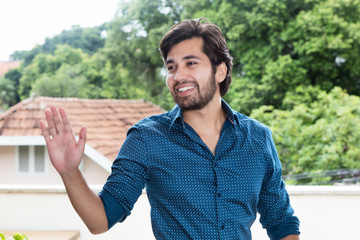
[178,86,194,92]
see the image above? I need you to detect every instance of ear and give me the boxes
[215,62,227,83]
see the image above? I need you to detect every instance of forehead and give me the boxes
[166,37,206,62]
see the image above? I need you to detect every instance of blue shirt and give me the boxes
[99,100,300,239]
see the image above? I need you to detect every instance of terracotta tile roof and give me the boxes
[0,61,21,76]
[0,96,164,161]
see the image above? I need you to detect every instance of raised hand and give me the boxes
[40,107,108,233]
[39,106,87,175]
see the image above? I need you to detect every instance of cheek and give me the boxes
[166,76,172,90]
[194,68,211,83]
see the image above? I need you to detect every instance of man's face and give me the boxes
[165,37,219,111]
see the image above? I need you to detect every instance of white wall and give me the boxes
[0,145,108,186]
[251,185,360,240]
[1,185,359,240]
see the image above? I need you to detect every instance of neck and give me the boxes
[182,96,226,155]
[183,96,225,133]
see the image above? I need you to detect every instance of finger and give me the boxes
[77,127,87,153]
[59,108,73,133]
[39,121,52,144]
[45,110,57,137]
[50,106,64,134]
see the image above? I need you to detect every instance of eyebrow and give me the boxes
[165,55,202,65]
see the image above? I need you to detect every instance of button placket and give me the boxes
[213,158,226,236]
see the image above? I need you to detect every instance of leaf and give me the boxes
[0,233,5,240]
[12,233,28,240]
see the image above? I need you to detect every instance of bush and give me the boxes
[250,87,360,184]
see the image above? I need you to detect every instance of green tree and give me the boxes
[188,0,360,114]
[18,53,60,99]
[31,64,87,98]
[4,68,21,104]
[0,76,18,109]
[42,25,106,55]
[102,0,183,108]
[11,25,106,66]
[18,45,87,99]
[251,87,360,184]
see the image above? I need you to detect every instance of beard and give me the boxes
[171,73,217,111]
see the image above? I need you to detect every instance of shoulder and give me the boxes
[222,99,270,135]
[128,111,174,135]
[233,110,271,135]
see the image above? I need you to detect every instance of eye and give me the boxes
[187,61,197,66]
[167,65,175,71]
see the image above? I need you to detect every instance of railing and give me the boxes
[283,168,360,185]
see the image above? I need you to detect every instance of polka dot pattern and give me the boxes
[102,100,299,239]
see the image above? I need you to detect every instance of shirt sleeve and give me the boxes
[257,127,300,239]
[99,188,126,229]
[99,125,150,229]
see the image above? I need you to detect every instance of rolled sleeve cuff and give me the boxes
[99,189,127,229]
[267,215,300,240]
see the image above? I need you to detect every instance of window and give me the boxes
[17,146,47,174]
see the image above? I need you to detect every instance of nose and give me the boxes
[173,66,188,82]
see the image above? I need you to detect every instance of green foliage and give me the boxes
[18,53,58,99]
[42,25,106,55]
[251,87,360,184]
[0,68,21,109]
[214,0,360,114]
[31,64,87,98]
[0,76,19,109]
[12,234,28,240]
[11,25,106,66]
[0,233,28,240]
[19,45,88,99]
[102,0,178,107]
[280,0,360,94]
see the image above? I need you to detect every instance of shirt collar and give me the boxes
[169,99,236,130]
[221,99,236,125]
[169,104,185,130]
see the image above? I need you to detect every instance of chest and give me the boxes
[145,132,267,202]
[198,131,220,156]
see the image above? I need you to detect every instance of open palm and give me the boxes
[40,106,86,175]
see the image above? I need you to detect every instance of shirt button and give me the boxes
[221,225,225,230]
[217,193,221,197]
[214,162,218,167]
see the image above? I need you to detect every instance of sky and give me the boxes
[0,0,120,61]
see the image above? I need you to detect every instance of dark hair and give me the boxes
[159,18,233,96]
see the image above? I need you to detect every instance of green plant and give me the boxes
[0,233,28,240]
[12,233,28,240]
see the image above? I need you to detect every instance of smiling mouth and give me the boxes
[178,86,195,92]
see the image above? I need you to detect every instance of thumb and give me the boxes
[77,127,87,152]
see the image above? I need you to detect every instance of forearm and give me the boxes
[61,169,108,234]
[280,234,300,240]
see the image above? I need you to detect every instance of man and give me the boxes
[40,18,300,239]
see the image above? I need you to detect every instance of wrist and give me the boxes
[60,167,82,181]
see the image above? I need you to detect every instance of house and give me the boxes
[0,96,164,186]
